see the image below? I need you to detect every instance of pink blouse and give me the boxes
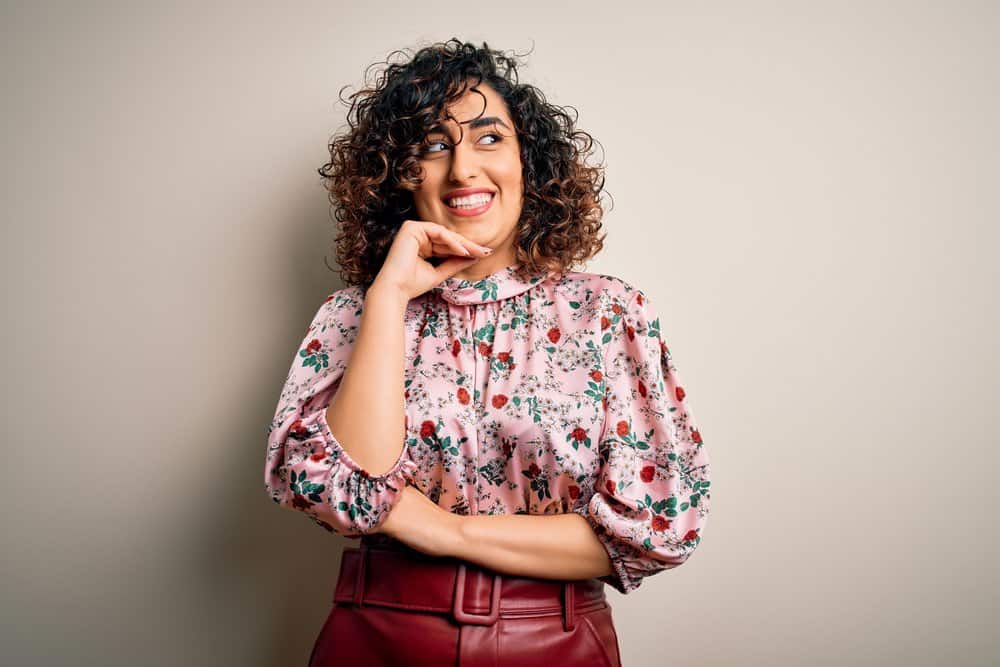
[264,263,711,594]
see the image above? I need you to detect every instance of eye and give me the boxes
[420,132,503,154]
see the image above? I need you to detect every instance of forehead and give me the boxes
[434,82,511,127]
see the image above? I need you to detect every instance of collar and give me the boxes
[430,263,552,306]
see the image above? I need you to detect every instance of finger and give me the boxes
[448,230,492,257]
[428,239,470,258]
[433,255,481,281]
[423,222,490,257]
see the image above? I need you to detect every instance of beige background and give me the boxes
[3,1,997,665]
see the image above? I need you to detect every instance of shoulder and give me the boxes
[325,284,366,308]
[551,269,647,305]
[309,285,367,326]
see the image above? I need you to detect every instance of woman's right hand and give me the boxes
[369,220,493,301]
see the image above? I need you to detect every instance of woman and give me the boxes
[265,39,711,666]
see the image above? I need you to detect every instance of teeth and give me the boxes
[447,193,492,208]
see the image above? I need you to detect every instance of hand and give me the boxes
[378,485,463,558]
[370,220,494,302]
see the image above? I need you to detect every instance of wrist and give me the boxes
[366,280,410,308]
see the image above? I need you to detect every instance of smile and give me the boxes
[444,192,495,217]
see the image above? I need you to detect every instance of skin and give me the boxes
[410,80,524,282]
[327,80,615,583]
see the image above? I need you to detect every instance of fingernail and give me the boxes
[463,248,471,256]
[481,247,493,254]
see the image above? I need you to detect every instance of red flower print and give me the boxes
[497,351,511,363]
[682,529,699,542]
[547,327,561,343]
[636,293,643,306]
[640,465,655,483]
[289,419,308,438]
[651,515,670,532]
[528,463,541,477]
[509,362,516,370]
[590,370,602,382]
[637,379,647,398]
[502,442,512,457]
[660,340,668,356]
[568,485,580,500]
[675,386,686,402]
[571,427,587,442]
[605,479,616,495]
[626,325,635,341]
[691,429,702,444]
[324,295,335,303]
[616,420,629,437]
[291,494,311,511]
[492,394,509,409]
[602,396,608,410]
[419,420,436,439]
[612,303,622,314]
[478,341,492,356]
[601,316,610,330]
[457,387,470,405]
[306,339,322,354]
[451,339,461,356]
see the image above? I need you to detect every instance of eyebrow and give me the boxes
[427,116,512,135]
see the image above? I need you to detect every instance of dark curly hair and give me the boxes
[318,38,612,288]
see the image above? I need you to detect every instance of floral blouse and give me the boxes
[264,263,712,594]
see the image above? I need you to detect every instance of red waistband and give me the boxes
[333,535,607,631]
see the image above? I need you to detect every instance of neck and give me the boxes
[451,252,518,281]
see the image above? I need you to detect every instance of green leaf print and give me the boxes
[299,352,330,373]
[474,322,496,344]
[584,379,604,403]
[524,395,542,424]
[646,316,661,339]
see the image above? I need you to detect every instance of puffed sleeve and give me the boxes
[574,287,712,594]
[264,288,417,537]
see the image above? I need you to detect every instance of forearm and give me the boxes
[324,284,409,476]
[450,512,615,582]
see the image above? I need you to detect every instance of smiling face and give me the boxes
[411,81,523,275]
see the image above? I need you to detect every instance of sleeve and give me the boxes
[574,287,712,594]
[263,289,418,538]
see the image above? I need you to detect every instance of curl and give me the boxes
[318,38,612,287]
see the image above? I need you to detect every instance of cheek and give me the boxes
[498,157,523,190]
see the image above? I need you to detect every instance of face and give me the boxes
[411,81,523,272]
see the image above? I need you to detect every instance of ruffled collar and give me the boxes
[431,263,552,306]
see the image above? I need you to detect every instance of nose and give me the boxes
[448,133,480,182]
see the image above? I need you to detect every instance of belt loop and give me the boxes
[452,562,502,626]
[562,581,575,631]
[353,542,368,607]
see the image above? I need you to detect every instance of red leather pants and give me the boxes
[308,534,622,666]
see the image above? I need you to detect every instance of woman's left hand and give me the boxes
[377,485,464,558]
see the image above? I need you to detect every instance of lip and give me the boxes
[442,189,496,217]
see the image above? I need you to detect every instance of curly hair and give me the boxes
[318,38,611,288]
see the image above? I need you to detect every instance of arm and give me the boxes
[454,511,615,581]
[381,485,615,581]
[324,284,410,476]
[264,288,418,536]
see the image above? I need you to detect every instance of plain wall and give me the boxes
[2,1,997,665]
